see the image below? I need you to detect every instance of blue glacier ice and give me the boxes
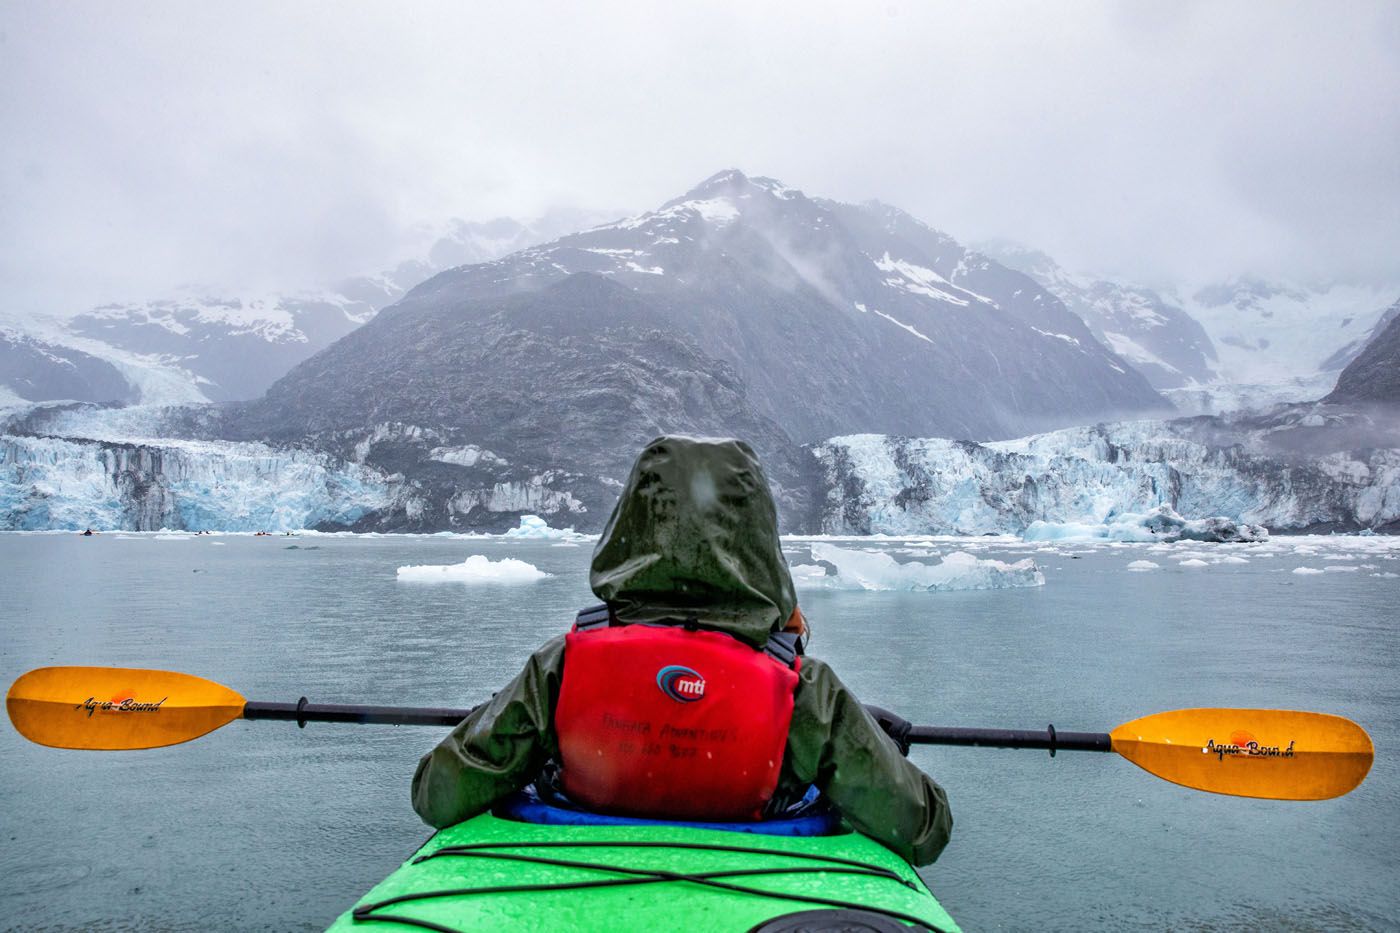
[0,432,392,532]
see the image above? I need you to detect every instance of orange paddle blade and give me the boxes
[7,667,246,750]
[1110,708,1373,800]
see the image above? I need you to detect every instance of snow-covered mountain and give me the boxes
[977,239,1217,390]
[209,170,1171,531]
[278,169,1165,444]
[970,242,1399,414]
[1,210,614,407]
[65,291,377,403]
[1180,278,1398,390]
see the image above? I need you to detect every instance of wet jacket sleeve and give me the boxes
[780,657,953,866]
[411,635,566,829]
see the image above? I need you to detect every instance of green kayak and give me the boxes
[327,810,959,932]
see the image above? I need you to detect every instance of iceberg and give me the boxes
[1126,560,1159,571]
[501,514,590,541]
[396,554,550,584]
[1023,505,1267,544]
[790,542,1043,592]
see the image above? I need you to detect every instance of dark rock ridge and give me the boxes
[1325,306,1400,406]
[0,329,137,404]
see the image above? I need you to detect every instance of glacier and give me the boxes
[0,432,393,532]
[813,420,1400,536]
[5,396,1398,536]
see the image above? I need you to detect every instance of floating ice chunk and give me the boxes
[791,543,1043,592]
[1372,572,1399,578]
[502,514,588,541]
[1215,555,1250,565]
[397,554,549,584]
[1292,567,1325,575]
[1126,560,1160,571]
[1023,505,1267,544]
[1324,566,1360,573]
[1178,558,1209,567]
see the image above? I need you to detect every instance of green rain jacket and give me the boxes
[412,436,953,866]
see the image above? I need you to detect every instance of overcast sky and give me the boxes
[3,1,1397,315]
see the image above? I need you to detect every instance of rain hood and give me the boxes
[590,436,797,647]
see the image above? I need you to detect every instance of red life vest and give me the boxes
[555,615,800,821]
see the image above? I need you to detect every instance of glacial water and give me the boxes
[1,531,1397,931]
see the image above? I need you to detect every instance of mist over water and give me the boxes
[2,532,1396,930]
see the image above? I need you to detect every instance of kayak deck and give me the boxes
[327,811,959,931]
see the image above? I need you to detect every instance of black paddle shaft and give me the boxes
[243,699,472,728]
[244,698,1112,753]
[907,725,1111,753]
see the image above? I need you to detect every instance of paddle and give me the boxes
[7,666,1373,801]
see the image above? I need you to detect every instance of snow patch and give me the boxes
[874,253,977,306]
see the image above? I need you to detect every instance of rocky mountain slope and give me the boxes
[1325,308,1400,406]
[0,328,137,405]
[227,272,818,530]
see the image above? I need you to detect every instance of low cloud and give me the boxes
[2,1,1396,316]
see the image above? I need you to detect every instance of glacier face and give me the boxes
[0,433,393,531]
[0,406,601,533]
[6,397,1398,536]
[814,421,1400,536]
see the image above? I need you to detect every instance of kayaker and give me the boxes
[412,435,952,866]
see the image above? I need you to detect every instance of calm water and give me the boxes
[2,532,1397,932]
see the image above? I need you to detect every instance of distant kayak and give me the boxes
[326,803,958,932]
